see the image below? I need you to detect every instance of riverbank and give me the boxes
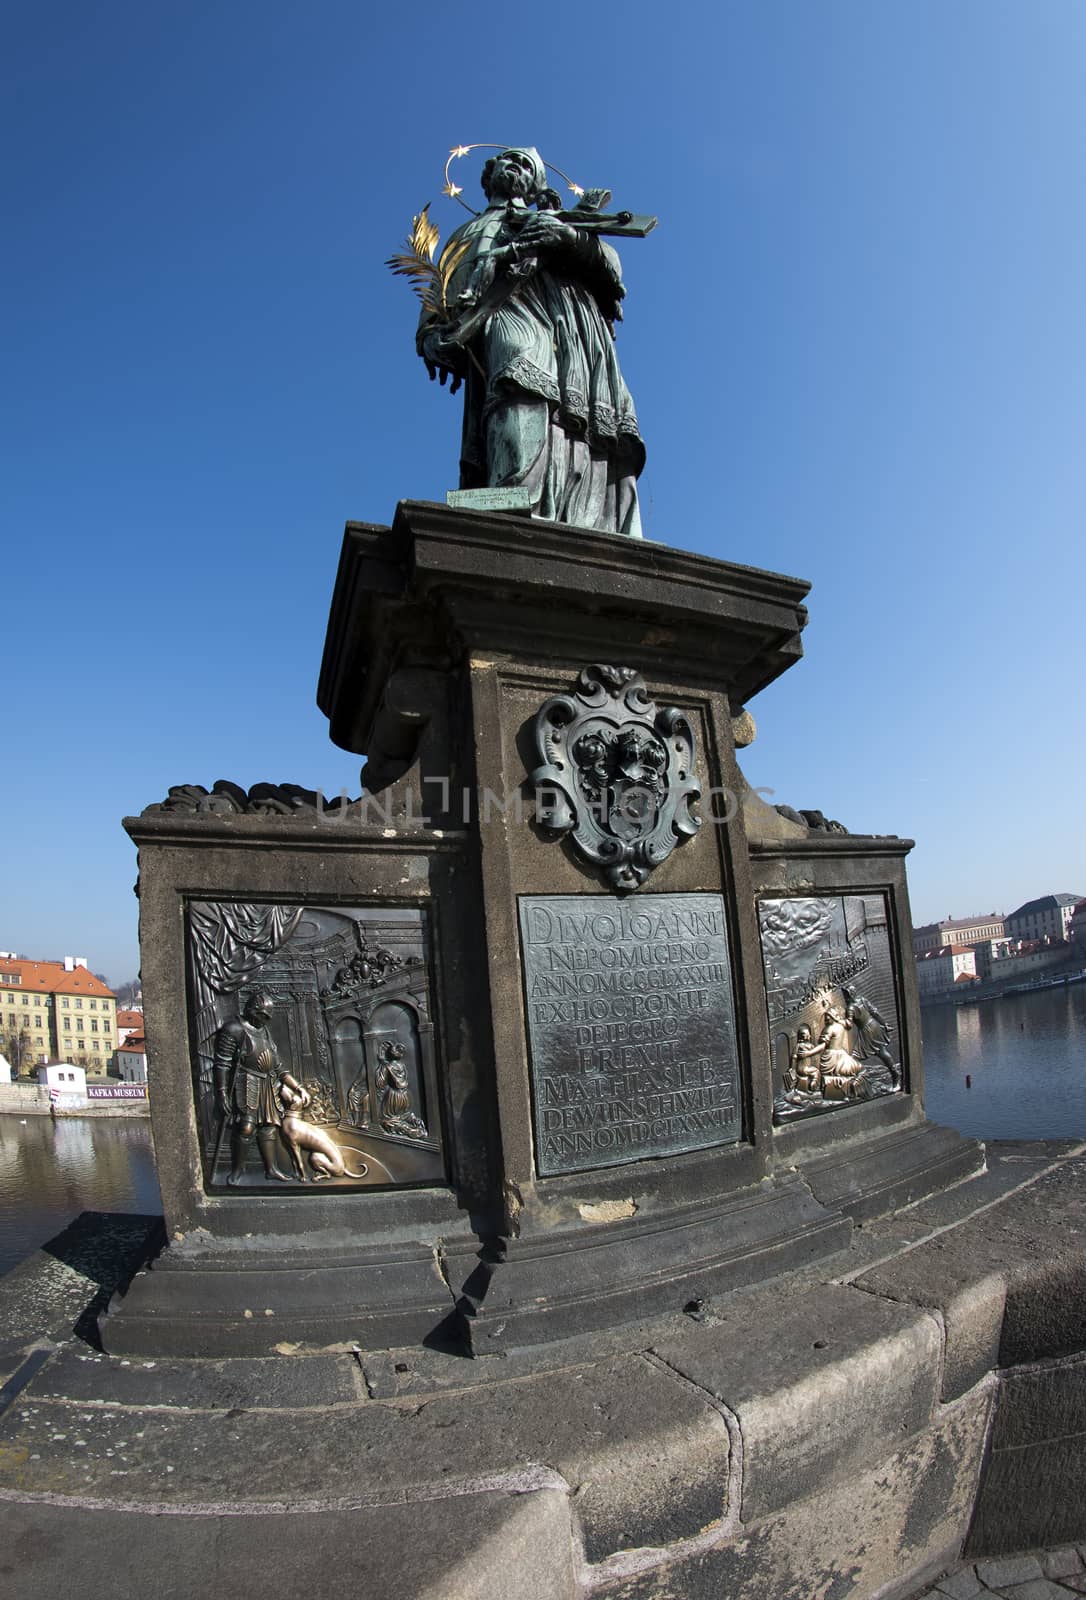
[0,1086,149,1119]
[920,961,1086,1009]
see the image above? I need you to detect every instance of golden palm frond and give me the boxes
[386,252,439,290]
[411,205,440,262]
[437,236,471,277]
[386,204,441,309]
[387,205,470,319]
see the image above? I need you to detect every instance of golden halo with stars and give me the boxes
[442,144,584,215]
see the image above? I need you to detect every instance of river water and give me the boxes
[921,981,1086,1142]
[0,1115,161,1280]
[0,985,1082,1279]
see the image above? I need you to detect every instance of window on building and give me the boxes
[61,997,69,1008]
[90,1019,98,1032]
[89,1000,97,1010]
[21,996,29,1005]
[76,1019,84,1031]
[75,998,83,1009]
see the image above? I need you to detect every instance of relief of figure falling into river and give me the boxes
[759,895,905,1123]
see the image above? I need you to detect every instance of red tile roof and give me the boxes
[0,960,115,999]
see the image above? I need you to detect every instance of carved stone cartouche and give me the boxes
[529,664,700,890]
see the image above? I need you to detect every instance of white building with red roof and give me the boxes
[115,1008,144,1045]
[116,1033,148,1084]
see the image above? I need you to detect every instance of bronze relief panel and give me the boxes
[757,894,905,1123]
[185,901,445,1191]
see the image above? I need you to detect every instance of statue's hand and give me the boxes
[216,1092,231,1120]
[514,213,578,252]
[420,326,464,395]
[425,360,462,396]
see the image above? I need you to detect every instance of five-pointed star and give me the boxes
[443,181,463,198]
[449,144,471,159]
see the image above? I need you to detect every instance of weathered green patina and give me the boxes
[416,148,652,538]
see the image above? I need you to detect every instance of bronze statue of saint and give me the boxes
[213,988,294,1184]
[416,148,646,538]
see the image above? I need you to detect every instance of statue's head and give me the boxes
[244,988,274,1024]
[797,1025,811,1042]
[481,147,546,204]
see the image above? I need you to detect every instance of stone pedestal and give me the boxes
[103,503,982,1356]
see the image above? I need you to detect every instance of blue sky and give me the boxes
[4,1,1084,984]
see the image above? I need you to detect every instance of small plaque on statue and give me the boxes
[519,893,742,1177]
[445,487,534,513]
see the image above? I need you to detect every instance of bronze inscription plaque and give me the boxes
[519,893,741,1177]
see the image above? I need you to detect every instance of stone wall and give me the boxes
[0,1082,51,1115]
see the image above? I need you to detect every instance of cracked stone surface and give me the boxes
[0,1144,1083,1600]
[912,1546,1086,1600]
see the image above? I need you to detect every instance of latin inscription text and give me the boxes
[519,895,742,1175]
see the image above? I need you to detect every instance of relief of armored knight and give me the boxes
[187,901,445,1190]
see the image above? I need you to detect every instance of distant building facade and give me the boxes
[0,955,117,1072]
[115,1007,144,1046]
[116,1034,148,1083]
[915,947,978,996]
[973,942,1073,983]
[1004,894,1082,945]
[912,915,1005,956]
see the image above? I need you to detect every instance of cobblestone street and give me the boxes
[916,1546,1086,1599]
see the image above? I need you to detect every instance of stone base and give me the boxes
[453,1172,850,1354]
[102,1172,850,1358]
[100,1122,981,1358]
[116,501,976,1358]
[3,1142,1085,1600]
[801,1118,987,1223]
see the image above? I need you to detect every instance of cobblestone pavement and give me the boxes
[914,1546,1086,1599]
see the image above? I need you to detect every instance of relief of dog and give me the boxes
[278,1079,369,1182]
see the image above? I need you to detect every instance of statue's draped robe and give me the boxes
[423,205,645,539]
